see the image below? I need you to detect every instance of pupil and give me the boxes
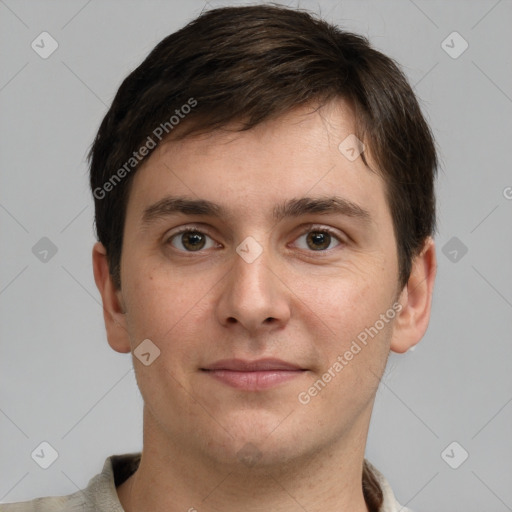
[308,232,330,250]
[184,232,205,250]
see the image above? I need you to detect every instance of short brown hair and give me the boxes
[89,3,437,293]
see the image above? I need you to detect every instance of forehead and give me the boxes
[124,99,388,228]
[165,99,361,161]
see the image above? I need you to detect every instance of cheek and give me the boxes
[300,266,388,332]
[296,267,395,379]
[122,262,217,370]
[122,264,190,342]
[301,276,394,397]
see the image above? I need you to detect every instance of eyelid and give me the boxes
[295,223,346,241]
[165,223,217,240]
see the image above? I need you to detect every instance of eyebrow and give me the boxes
[141,195,372,228]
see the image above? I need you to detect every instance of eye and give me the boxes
[167,228,218,252]
[294,227,343,251]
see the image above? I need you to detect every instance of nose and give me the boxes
[215,242,291,334]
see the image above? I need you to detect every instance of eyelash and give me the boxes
[165,225,345,254]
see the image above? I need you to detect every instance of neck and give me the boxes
[117,407,373,512]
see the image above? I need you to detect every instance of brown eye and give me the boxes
[306,231,332,250]
[169,229,216,252]
[294,228,342,252]
[181,231,206,251]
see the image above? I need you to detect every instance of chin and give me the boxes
[198,415,313,469]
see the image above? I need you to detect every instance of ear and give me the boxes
[390,237,437,354]
[92,242,131,354]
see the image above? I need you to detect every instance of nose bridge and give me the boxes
[216,236,290,330]
[232,238,274,309]
[234,242,270,298]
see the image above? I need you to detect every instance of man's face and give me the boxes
[114,99,401,466]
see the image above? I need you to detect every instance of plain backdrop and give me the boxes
[1,1,511,511]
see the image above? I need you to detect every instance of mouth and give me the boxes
[200,358,307,391]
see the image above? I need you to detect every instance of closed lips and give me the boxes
[201,358,305,371]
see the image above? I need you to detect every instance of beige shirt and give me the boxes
[0,454,412,512]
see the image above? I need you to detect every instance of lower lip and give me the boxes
[203,370,305,390]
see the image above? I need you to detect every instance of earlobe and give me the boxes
[92,242,132,354]
[390,237,437,354]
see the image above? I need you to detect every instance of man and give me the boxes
[2,4,437,511]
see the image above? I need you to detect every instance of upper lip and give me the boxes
[202,358,304,371]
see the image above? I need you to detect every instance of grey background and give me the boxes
[1,0,511,510]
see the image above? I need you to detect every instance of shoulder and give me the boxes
[1,452,141,512]
[0,492,85,511]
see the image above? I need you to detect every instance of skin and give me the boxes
[93,98,436,512]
